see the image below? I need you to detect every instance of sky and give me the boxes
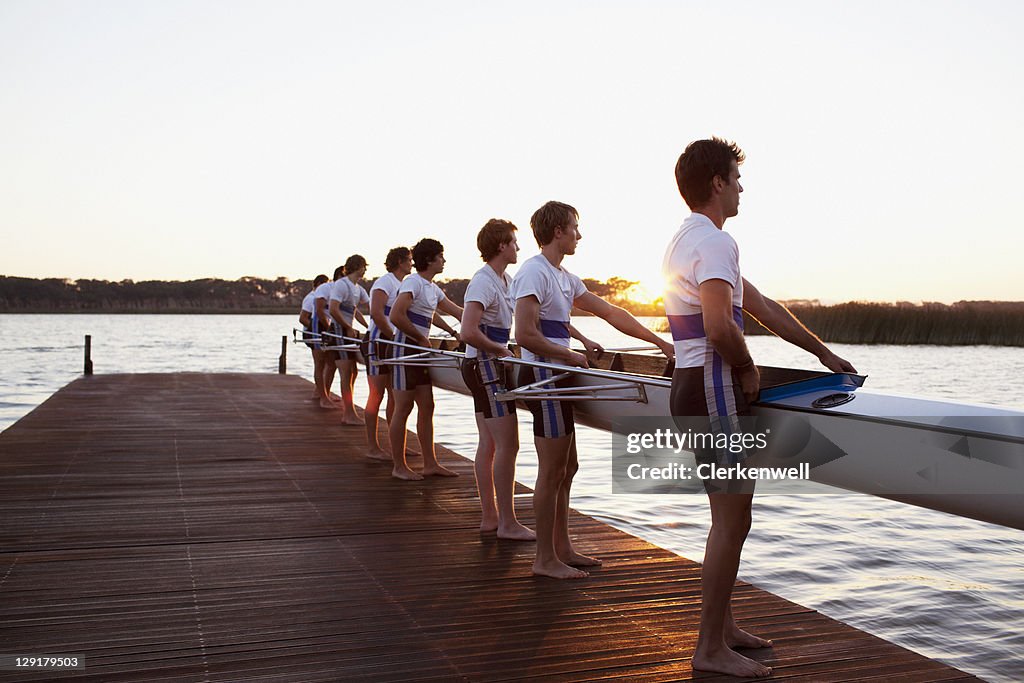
[1,0,1022,303]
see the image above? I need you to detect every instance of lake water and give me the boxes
[2,313,1022,681]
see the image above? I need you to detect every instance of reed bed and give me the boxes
[654,301,1024,346]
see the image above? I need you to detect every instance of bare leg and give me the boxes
[384,388,418,457]
[726,601,773,649]
[553,435,600,566]
[472,413,499,531]
[388,390,422,480]
[486,413,533,541]
[364,375,391,460]
[416,385,457,476]
[337,358,363,425]
[532,434,587,579]
[384,387,395,423]
[309,348,322,399]
[315,351,336,409]
[323,353,341,404]
[691,492,771,678]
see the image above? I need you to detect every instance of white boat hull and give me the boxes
[429,355,1024,531]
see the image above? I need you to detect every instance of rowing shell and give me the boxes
[393,338,1024,531]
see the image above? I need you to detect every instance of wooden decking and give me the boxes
[0,373,977,682]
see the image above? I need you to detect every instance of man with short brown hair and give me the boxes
[665,137,855,678]
[512,200,674,579]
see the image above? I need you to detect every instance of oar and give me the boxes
[373,337,467,360]
[494,354,671,388]
[292,327,323,344]
[598,345,663,353]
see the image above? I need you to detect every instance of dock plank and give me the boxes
[0,374,978,681]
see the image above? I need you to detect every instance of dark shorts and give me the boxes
[332,323,358,362]
[671,363,753,493]
[365,335,392,377]
[519,361,574,439]
[302,327,316,350]
[393,348,431,391]
[462,357,515,419]
[310,316,326,351]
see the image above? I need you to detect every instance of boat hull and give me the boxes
[428,351,1024,531]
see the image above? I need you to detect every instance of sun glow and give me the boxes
[622,278,664,306]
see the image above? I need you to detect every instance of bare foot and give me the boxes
[422,465,459,477]
[692,648,771,678]
[532,560,588,579]
[319,399,337,409]
[562,551,602,567]
[392,467,424,481]
[497,523,536,541]
[365,448,391,462]
[405,449,421,457]
[328,394,343,403]
[342,417,365,426]
[727,626,773,649]
[479,513,499,533]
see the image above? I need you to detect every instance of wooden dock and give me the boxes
[0,374,978,682]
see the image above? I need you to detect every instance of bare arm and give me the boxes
[700,278,759,400]
[328,300,345,328]
[370,290,393,340]
[573,292,674,359]
[433,300,463,342]
[514,296,588,367]
[568,323,604,359]
[353,309,368,330]
[436,297,464,320]
[299,310,312,328]
[389,292,428,346]
[315,297,331,330]
[461,302,512,357]
[742,278,856,373]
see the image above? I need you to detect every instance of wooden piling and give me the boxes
[83,334,93,375]
[278,334,287,374]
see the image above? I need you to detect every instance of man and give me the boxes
[363,246,413,460]
[460,219,534,541]
[299,274,330,402]
[512,201,674,579]
[329,254,370,426]
[313,267,343,409]
[664,138,855,678]
[388,238,463,480]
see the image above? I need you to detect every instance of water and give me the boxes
[2,313,1023,681]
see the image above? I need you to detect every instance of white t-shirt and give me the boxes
[313,281,334,322]
[464,264,513,359]
[661,212,744,368]
[393,272,446,338]
[368,272,402,338]
[510,254,588,362]
[300,290,316,315]
[330,277,369,327]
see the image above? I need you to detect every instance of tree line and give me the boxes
[0,275,641,314]
[2,275,1021,346]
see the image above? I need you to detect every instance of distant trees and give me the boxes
[0,276,315,312]
[3,275,1023,346]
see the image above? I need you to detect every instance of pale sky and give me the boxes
[2,0,1022,303]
